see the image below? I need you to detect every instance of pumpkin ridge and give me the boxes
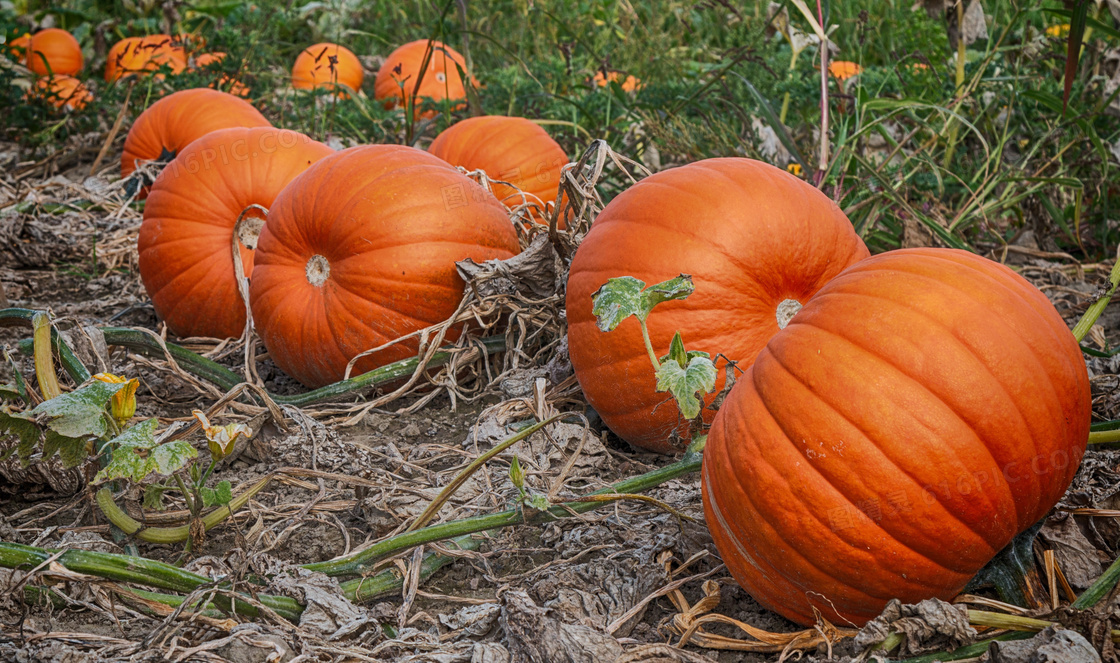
[702,466,890,626]
[812,267,1070,518]
[717,375,970,597]
[758,336,1010,556]
[797,283,1055,524]
[751,346,1001,568]
[154,254,235,326]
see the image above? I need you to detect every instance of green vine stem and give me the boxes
[305,445,704,577]
[407,415,564,532]
[0,308,92,384]
[4,309,505,408]
[1071,250,1120,343]
[0,540,302,619]
[1071,551,1120,609]
[96,476,272,544]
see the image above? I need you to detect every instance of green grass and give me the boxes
[3,0,1118,257]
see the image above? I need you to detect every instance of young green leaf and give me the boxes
[93,418,198,484]
[214,479,232,505]
[525,493,550,512]
[199,486,218,508]
[142,484,167,511]
[509,454,525,492]
[663,332,689,369]
[591,276,647,331]
[655,355,718,420]
[31,380,124,440]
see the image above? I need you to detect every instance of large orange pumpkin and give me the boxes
[105,35,187,82]
[428,116,568,220]
[138,127,334,339]
[703,248,1091,627]
[373,40,472,117]
[121,88,271,181]
[27,75,93,110]
[566,158,869,453]
[291,42,363,95]
[22,28,83,76]
[249,145,521,387]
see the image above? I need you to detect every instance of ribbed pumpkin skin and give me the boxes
[566,158,869,453]
[292,43,363,93]
[138,127,333,339]
[24,28,83,76]
[429,116,568,219]
[121,88,271,180]
[249,145,520,388]
[374,40,469,116]
[105,35,186,82]
[702,248,1091,627]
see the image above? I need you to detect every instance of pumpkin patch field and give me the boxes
[3,2,1120,661]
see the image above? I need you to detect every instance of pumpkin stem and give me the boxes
[306,254,330,286]
[234,204,269,251]
[775,298,803,329]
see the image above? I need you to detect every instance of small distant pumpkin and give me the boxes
[373,40,473,117]
[7,33,30,60]
[22,28,83,76]
[105,35,187,82]
[121,88,271,189]
[592,70,640,93]
[139,127,334,339]
[428,116,568,222]
[193,52,250,98]
[27,75,93,110]
[827,60,863,80]
[291,43,363,96]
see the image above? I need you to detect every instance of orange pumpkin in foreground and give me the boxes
[121,88,271,181]
[703,248,1090,626]
[249,145,520,387]
[22,28,83,75]
[292,42,363,95]
[428,116,568,220]
[566,158,869,453]
[105,35,186,82]
[139,127,334,339]
[374,40,472,117]
[28,75,93,110]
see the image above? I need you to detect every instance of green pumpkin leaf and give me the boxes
[201,480,234,508]
[655,355,718,420]
[524,493,550,512]
[591,274,696,332]
[143,484,167,511]
[0,407,43,467]
[591,276,646,331]
[93,418,198,484]
[640,275,695,316]
[42,429,91,469]
[31,380,124,439]
[215,480,232,505]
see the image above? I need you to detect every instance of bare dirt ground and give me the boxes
[0,139,1118,662]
